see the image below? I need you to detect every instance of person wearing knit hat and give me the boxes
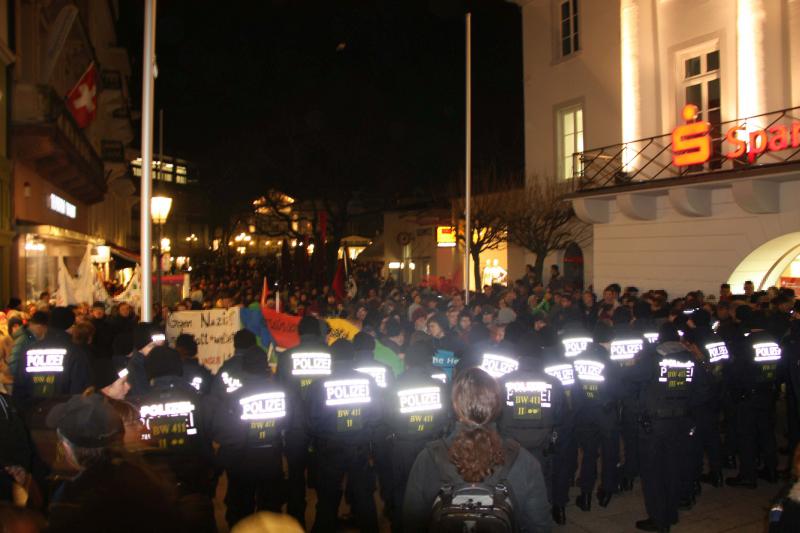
[175,333,212,395]
[384,339,448,532]
[305,338,381,532]
[210,341,298,527]
[274,315,331,528]
[136,345,215,511]
[211,329,265,399]
[12,306,90,408]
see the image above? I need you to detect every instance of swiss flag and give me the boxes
[66,62,97,128]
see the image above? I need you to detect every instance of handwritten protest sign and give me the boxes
[166,308,240,373]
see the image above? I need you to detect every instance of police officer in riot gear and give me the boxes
[138,346,215,532]
[542,343,579,525]
[306,339,380,533]
[572,341,620,511]
[386,341,447,533]
[14,307,91,417]
[212,329,259,398]
[276,316,332,527]
[682,327,729,488]
[175,333,212,395]
[211,343,300,527]
[726,312,783,487]
[498,341,566,524]
[633,336,698,532]
[608,306,646,491]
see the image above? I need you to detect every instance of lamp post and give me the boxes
[151,195,172,318]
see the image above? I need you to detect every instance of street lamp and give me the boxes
[151,195,172,315]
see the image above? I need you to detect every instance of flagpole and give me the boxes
[139,0,157,322]
[464,12,472,306]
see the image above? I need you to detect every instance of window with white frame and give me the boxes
[557,105,584,180]
[560,0,580,57]
[678,46,721,168]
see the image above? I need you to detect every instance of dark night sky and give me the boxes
[118,0,523,201]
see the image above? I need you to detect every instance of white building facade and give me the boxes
[517,0,800,296]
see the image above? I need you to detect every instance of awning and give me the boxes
[355,234,385,262]
[17,224,104,245]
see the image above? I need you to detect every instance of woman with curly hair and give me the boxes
[403,367,552,532]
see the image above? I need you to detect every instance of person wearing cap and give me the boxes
[13,307,90,416]
[498,342,567,525]
[275,316,331,527]
[385,341,447,532]
[211,342,301,528]
[176,333,212,395]
[45,392,181,532]
[306,339,380,533]
[726,312,784,488]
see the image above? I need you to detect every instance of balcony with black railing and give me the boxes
[570,106,800,195]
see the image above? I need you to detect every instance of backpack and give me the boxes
[428,438,519,533]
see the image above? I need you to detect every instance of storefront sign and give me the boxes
[48,193,76,218]
[436,226,457,247]
[673,104,800,167]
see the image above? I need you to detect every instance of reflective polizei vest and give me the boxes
[572,358,606,402]
[355,365,388,388]
[140,398,198,450]
[643,332,659,344]
[609,338,644,363]
[323,377,372,434]
[25,348,66,398]
[561,336,592,358]
[395,385,443,437]
[479,353,519,379]
[503,378,554,426]
[238,390,287,446]
[544,363,576,388]
[291,351,332,398]
[752,340,781,384]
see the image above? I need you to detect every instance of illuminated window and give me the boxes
[560,0,579,57]
[557,104,584,180]
[679,46,721,169]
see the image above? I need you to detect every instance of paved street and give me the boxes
[212,466,782,532]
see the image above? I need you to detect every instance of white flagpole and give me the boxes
[464,12,472,305]
[139,0,157,322]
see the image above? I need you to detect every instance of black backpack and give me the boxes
[428,438,519,533]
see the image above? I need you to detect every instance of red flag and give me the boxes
[260,276,269,306]
[66,62,97,128]
[332,259,346,301]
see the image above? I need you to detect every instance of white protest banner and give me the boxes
[166,308,240,373]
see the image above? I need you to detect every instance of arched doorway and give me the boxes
[563,242,584,290]
[727,232,800,292]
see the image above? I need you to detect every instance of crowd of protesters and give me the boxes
[1,256,800,532]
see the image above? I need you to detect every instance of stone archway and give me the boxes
[727,232,800,291]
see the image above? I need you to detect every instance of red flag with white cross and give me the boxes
[65,62,97,128]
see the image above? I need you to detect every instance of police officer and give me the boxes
[175,333,212,395]
[572,341,620,511]
[13,307,91,416]
[608,306,646,491]
[542,343,579,524]
[115,322,162,399]
[211,343,301,527]
[276,316,332,527]
[386,341,447,533]
[137,346,215,531]
[633,336,698,532]
[682,327,729,488]
[726,312,783,487]
[560,323,594,359]
[306,339,380,533]
[212,329,259,398]
[498,342,566,523]
[353,331,394,515]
